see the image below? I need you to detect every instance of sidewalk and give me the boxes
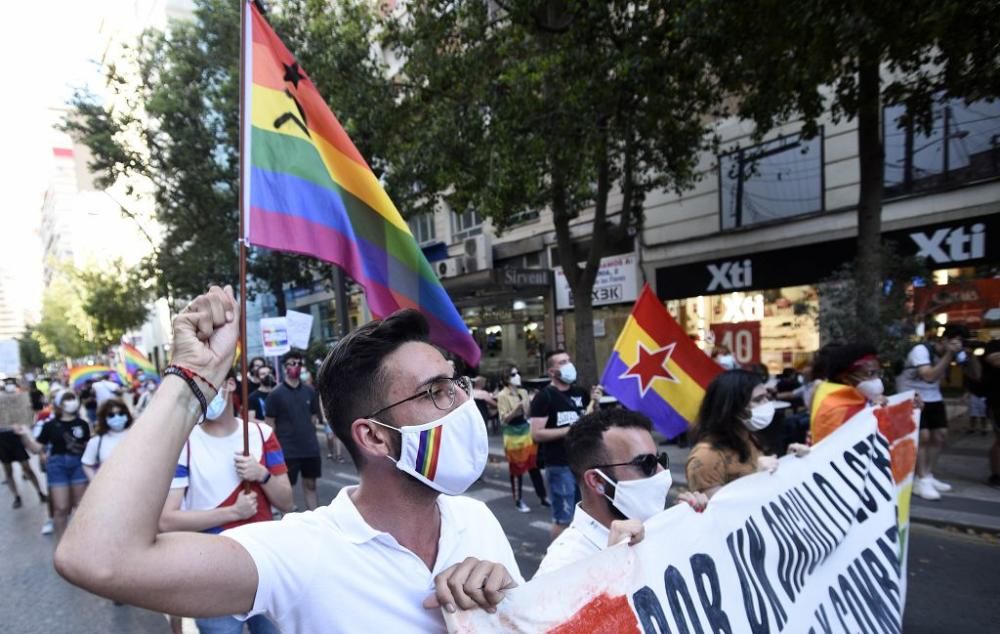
[486,400,1000,535]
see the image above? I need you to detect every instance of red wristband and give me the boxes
[165,364,218,393]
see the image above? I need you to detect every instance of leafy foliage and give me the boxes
[32,276,94,360]
[383,0,725,382]
[74,259,154,350]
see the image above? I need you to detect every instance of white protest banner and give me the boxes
[449,408,905,634]
[259,317,290,357]
[285,310,314,349]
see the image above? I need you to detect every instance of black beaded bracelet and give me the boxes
[163,366,209,422]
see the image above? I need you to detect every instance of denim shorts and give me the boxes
[196,614,279,634]
[544,465,579,525]
[46,453,88,487]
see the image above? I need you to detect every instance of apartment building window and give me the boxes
[719,131,824,230]
[884,97,1000,197]
[407,213,437,245]
[452,208,483,240]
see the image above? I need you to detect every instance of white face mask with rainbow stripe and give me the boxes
[368,398,488,495]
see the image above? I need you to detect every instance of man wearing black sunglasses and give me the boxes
[265,351,322,510]
[536,408,707,575]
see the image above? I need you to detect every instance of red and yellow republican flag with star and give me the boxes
[600,284,722,439]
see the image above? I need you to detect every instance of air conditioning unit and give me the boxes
[462,234,493,272]
[435,257,462,279]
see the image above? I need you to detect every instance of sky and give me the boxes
[0,1,175,322]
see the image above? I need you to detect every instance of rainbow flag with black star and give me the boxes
[600,284,722,438]
[242,1,479,365]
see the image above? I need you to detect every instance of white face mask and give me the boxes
[856,379,884,402]
[107,414,129,431]
[62,399,80,414]
[744,401,775,431]
[596,468,673,522]
[3,384,15,393]
[558,362,577,384]
[205,387,231,421]
[716,354,737,370]
[509,374,522,387]
[369,397,488,496]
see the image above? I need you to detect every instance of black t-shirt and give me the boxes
[264,382,321,459]
[529,385,589,466]
[36,417,90,457]
[983,340,1000,406]
[247,388,271,420]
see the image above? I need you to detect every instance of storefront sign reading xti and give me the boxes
[555,253,640,310]
[909,222,986,264]
[707,258,753,291]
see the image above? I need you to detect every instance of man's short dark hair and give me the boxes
[545,349,567,368]
[282,350,305,364]
[942,324,970,341]
[317,310,430,468]
[566,408,653,480]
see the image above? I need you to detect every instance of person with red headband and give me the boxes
[823,344,889,407]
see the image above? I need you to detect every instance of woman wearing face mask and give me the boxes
[497,366,549,512]
[686,370,808,498]
[81,398,134,481]
[14,391,90,541]
[823,343,889,406]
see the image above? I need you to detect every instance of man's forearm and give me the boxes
[262,476,294,512]
[531,426,569,442]
[160,505,239,533]
[58,376,208,575]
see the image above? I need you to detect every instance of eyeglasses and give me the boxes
[365,375,473,419]
[592,452,669,477]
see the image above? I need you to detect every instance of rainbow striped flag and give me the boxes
[415,426,442,481]
[502,422,538,476]
[69,366,124,391]
[121,343,157,380]
[600,284,721,439]
[242,2,480,365]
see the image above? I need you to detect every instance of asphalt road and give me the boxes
[2,453,997,633]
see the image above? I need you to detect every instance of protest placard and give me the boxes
[449,405,906,634]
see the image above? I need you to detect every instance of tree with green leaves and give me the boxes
[32,276,93,360]
[74,259,154,350]
[17,326,50,370]
[683,0,1000,346]
[383,1,724,383]
[64,0,392,312]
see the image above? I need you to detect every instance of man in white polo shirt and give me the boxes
[536,408,707,576]
[54,286,520,632]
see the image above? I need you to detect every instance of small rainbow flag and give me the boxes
[502,422,538,476]
[69,366,124,391]
[415,426,442,481]
[242,2,479,366]
[809,381,867,444]
[121,343,157,380]
[600,284,722,439]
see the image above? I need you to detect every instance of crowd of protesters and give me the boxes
[1,282,998,632]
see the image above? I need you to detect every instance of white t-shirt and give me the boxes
[223,486,524,633]
[93,380,122,407]
[896,344,943,402]
[80,430,127,468]
[171,420,287,534]
[535,504,609,576]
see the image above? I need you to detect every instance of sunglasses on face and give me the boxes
[285,361,303,368]
[593,452,669,477]
[109,410,126,416]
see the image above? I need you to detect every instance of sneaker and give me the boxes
[515,500,531,513]
[40,519,54,535]
[913,477,941,500]
[926,475,952,492]
[539,497,551,507]
[12,496,22,509]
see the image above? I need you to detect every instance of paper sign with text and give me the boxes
[259,317,290,357]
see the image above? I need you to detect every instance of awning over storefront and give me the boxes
[655,213,999,300]
[442,267,552,303]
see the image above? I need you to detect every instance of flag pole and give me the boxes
[238,0,251,470]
